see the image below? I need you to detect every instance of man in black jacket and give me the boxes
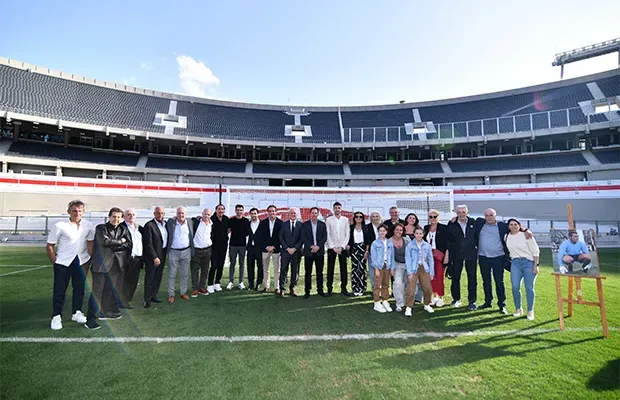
[142,206,167,308]
[120,208,143,309]
[301,207,327,298]
[278,207,303,297]
[207,204,229,293]
[258,205,283,292]
[246,207,263,291]
[447,204,478,310]
[86,207,132,330]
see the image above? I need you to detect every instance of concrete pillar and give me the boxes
[102,170,107,179]
[13,123,21,141]
[530,173,536,184]
[109,136,115,149]
[55,166,62,177]
[2,161,7,173]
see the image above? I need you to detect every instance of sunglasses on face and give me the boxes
[429,215,438,219]
[355,215,363,219]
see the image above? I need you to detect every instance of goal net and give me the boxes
[223,186,454,225]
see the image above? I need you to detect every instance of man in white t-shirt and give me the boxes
[46,200,95,330]
[326,201,351,296]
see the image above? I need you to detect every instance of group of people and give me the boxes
[47,199,544,331]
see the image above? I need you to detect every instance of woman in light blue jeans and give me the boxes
[505,218,540,321]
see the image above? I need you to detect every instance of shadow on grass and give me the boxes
[587,358,620,391]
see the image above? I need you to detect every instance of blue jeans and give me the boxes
[510,258,537,312]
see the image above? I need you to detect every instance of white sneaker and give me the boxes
[452,300,462,308]
[238,282,246,290]
[395,306,403,312]
[71,310,87,324]
[374,302,387,313]
[207,285,215,294]
[424,305,435,313]
[527,312,535,321]
[404,307,412,317]
[382,300,393,313]
[559,266,568,275]
[513,310,523,317]
[214,284,222,292]
[436,298,445,307]
[226,282,234,290]
[50,315,62,330]
[430,297,438,306]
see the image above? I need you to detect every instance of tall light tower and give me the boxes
[552,37,620,79]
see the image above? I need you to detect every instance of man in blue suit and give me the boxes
[278,207,303,297]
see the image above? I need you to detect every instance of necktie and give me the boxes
[291,221,294,233]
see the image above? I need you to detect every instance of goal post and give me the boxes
[222,186,454,224]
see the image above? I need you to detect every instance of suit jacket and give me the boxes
[247,220,262,251]
[447,217,477,261]
[91,222,132,273]
[279,219,303,255]
[366,223,381,245]
[165,218,195,256]
[142,218,166,264]
[423,223,450,254]
[301,220,327,257]
[473,218,509,256]
[258,217,283,253]
[349,224,372,248]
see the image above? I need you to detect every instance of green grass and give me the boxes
[1,246,619,399]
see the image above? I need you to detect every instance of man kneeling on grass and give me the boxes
[85,207,132,330]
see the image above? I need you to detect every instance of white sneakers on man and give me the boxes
[226,282,234,290]
[214,284,222,292]
[238,282,246,290]
[207,285,215,294]
[71,310,87,324]
[404,307,412,317]
[50,315,63,330]
[424,305,435,313]
[395,306,403,312]
[382,300,393,312]
[374,301,387,313]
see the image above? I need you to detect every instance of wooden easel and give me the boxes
[553,204,609,338]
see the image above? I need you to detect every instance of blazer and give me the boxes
[91,222,132,273]
[142,218,167,264]
[300,220,327,257]
[447,217,478,261]
[423,223,450,254]
[165,218,195,256]
[247,220,262,251]
[279,219,303,252]
[405,240,435,276]
[369,238,395,271]
[258,217,283,253]
[365,223,381,244]
[326,215,350,249]
[349,224,372,248]
[473,217,509,253]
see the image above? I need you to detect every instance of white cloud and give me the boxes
[140,62,153,71]
[176,54,220,97]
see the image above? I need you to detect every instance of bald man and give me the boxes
[121,208,144,309]
[142,206,168,308]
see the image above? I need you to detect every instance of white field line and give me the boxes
[1,327,617,344]
[0,265,50,277]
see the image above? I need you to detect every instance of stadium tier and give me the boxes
[447,152,589,173]
[349,162,443,175]
[593,147,620,164]
[7,141,139,166]
[146,156,246,173]
[252,162,344,175]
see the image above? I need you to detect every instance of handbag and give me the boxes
[502,234,512,272]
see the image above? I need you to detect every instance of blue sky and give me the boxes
[3,0,619,106]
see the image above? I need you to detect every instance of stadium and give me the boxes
[1,6,619,399]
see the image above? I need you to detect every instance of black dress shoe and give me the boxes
[327,291,333,297]
[151,297,162,303]
[143,301,151,308]
[304,293,310,299]
[478,303,492,310]
[318,292,327,297]
[341,290,350,296]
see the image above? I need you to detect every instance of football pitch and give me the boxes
[1,246,618,399]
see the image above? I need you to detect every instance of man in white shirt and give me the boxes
[326,201,351,296]
[258,205,283,292]
[46,200,95,330]
[120,208,143,309]
[190,208,212,297]
[165,207,195,303]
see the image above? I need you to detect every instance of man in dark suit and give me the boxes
[207,204,229,293]
[246,207,263,291]
[120,208,144,309]
[278,207,303,297]
[447,204,478,310]
[384,206,406,239]
[301,206,327,298]
[85,207,132,330]
[258,205,283,292]
[165,206,195,303]
[142,206,167,308]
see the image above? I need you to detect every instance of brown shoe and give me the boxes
[198,287,209,295]
[290,290,298,297]
[168,296,175,304]
[191,290,199,298]
[180,293,190,301]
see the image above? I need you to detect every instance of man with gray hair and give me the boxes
[278,207,303,296]
[447,204,478,310]
[190,208,213,297]
[121,208,143,309]
[142,206,167,308]
[165,206,195,303]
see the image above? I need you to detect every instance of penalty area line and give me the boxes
[0,265,50,277]
[1,327,617,343]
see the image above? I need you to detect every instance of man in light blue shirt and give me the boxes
[558,231,591,274]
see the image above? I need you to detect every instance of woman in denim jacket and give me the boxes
[404,227,435,317]
[369,224,394,313]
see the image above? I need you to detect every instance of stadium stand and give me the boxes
[300,112,341,143]
[593,148,620,164]
[146,156,246,173]
[341,109,413,129]
[7,141,139,166]
[349,161,443,175]
[448,152,589,173]
[596,75,620,97]
[253,162,344,175]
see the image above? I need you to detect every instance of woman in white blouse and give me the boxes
[505,218,540,321]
